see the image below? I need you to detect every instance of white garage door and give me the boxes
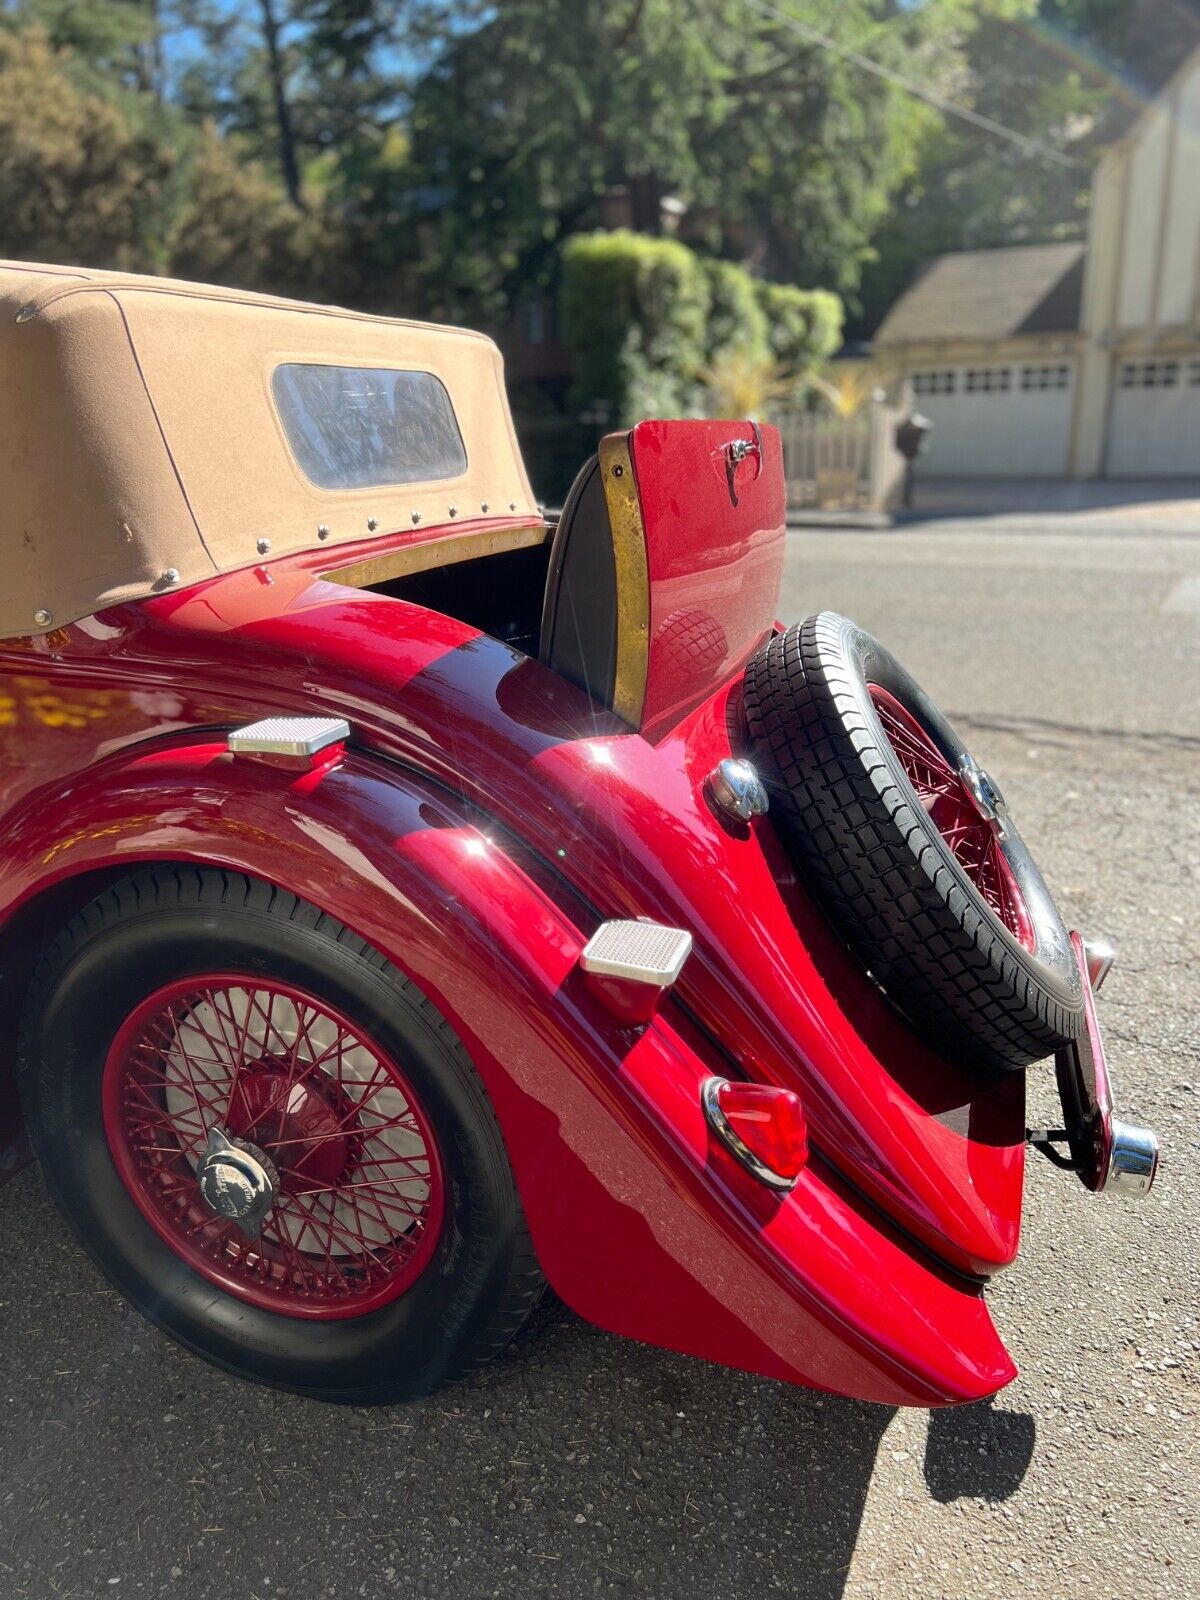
[909,363,1075,477]
[1106,357,1200,477]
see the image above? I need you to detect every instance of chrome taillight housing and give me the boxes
[702,1077,809,1191]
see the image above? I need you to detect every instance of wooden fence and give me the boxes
[778,402,907,511]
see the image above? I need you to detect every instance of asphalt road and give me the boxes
[1,509,1197,1600]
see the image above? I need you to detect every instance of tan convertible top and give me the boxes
[0,261,537,638]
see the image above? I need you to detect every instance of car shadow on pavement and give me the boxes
[923,1394,1037,1503]
[481,1293,898,1599]
[0,1175,1035,1600]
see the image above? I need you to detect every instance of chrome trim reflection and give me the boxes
[958,752,1009,839]
[700,1076,797,1193]
[1104,1119,1159,1197]
[707,758,769,824]
[196,1127,278,1238]
[1083,937,1116,993]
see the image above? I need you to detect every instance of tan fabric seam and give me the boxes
[23,280,493,342]
[107,291,220,573]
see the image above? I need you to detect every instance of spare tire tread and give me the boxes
[743,613,1081,1070]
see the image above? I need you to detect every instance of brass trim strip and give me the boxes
[598,433,649,727]
[327,521,549,589]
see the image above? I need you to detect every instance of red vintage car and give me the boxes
[0,261,1158,1407]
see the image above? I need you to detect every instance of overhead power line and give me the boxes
[742,0,1083,168]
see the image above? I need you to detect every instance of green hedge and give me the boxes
[756,281,844,373]
[561,230,842,424]
[699,257,770,367]
[561,230,710,424]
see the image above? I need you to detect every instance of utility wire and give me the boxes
[743,0,1083,168]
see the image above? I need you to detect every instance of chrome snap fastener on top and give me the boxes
[707,758,769,823]
[197,1127,279,1239]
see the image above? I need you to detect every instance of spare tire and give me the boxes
[743,613,1083,1071]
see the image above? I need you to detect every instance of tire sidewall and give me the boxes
[837,616,1081,1009]
[21,892,521,1401]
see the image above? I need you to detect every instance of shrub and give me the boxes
[698,258,770,368]
[756,282,844,376]
[561,230,710,424]
[699,348,792,421]
[561,230,843,424]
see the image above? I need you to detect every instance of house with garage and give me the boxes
[874,43,1200,479]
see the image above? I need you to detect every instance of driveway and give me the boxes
[0,516,1196,1599]
[903,475,1200,527]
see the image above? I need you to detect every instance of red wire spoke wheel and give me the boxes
[867,687,1035,952]
[743,613,1083,1071]
[102,977,445,1319]
[18,870,543,1401]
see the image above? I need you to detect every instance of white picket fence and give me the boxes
[778,402,907,511]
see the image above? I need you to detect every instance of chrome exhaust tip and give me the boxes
[1104,1118,1160,1197]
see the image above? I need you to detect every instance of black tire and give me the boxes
[17,868,544,1403]
[743,613,1083,1071]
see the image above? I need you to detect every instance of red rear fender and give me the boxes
[0,736,1014,1406]
[126,582,1027,1279]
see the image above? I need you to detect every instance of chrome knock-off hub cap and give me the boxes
[197,1127,278,1239]
[707,757,770,823]
[958,752,1009,838]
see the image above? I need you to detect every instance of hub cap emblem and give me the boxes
[197,1126,278,1239]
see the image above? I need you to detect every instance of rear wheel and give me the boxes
[743,613,1083,1071]
[19,868,543,1401]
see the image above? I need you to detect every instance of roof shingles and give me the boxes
[874,242,1085,347]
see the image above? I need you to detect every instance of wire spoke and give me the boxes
[112,978,443,1313]
[871,685,1033,949]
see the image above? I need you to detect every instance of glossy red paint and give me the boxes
[627,420,786,740]
[581,970,671,1025]
[101,974,445,1319]
[0,440,1033,1402]
[0,735,1014,1403]
[0,566,1027,1281]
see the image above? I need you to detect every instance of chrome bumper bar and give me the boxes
[1030,933,1159,1197]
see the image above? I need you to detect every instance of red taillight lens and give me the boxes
[702,1078,809,1190]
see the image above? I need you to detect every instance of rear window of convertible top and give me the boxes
[272,363,468,491]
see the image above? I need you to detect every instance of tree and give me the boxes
[172,0,402,207]
[167,122,339,294]
[0,25,172,267]
[257,0,303,204]
[400,0,1027,323]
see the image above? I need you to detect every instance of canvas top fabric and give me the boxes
[0,261,537,639]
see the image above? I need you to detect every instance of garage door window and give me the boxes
[964,368,1012,394]
[911,370,956,395]
[1118,360,1179,389]
[1019,365,1071,391]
